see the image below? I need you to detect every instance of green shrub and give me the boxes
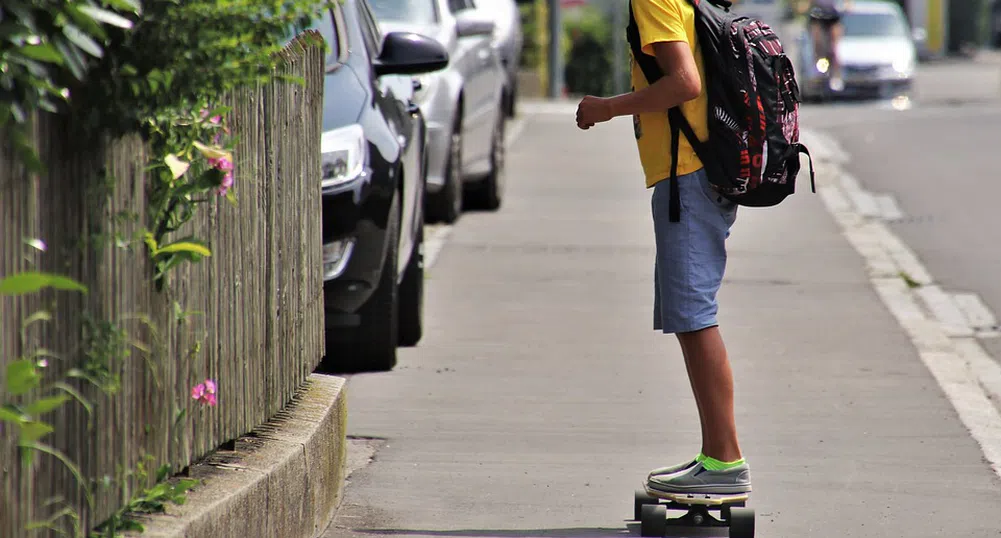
[1,0,328,167]
[563,6,615,96]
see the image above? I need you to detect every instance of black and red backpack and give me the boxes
[626,0,815,222]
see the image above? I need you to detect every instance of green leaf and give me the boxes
[21,309,52,329]
[62,24,104,58]
[154,241,211,258]
[18,43,64,64]
[20,421,54,442]
[0,272,87,295]
[102,0,143,14]
[78,6,134,29]
[26,395,70,416]
[0,405,26,424]
[53,382,93,423]
[156,464,171,482]
[6,359,42,395]
[20,442,93,507]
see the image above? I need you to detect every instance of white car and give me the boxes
[796,0,916,101]
[370,0,508,224]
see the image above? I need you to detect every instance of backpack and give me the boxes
[626,0,815,223]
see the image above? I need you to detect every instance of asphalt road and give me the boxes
[322,68,1001,535]
[804,52,1001,361]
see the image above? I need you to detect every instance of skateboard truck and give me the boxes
[634,488,755,538]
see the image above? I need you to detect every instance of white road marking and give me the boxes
[506,116,527,147]
[916,285,975,337]
[805,128,1001,481]
[873,193,905,221]
[952,292,999,332]
[424,225,452,271]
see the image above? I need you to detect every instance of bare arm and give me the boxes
[609,41,702,117]
[575,40,701,129]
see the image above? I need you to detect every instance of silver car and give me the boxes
[370,0,508,224]
[469,0,523,118]
[796,0,916,101]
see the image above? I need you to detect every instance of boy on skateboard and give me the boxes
[574,0,751,496]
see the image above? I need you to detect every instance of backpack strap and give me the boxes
[627,1,707,223]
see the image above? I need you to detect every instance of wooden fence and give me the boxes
[0,35,325,536]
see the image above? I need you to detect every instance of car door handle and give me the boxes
[412,79,422,91]
[407,102,420,115]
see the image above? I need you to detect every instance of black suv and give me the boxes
[307,0,448,372]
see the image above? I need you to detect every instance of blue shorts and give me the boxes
[652,169,738,334]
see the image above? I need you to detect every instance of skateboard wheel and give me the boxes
[634,489,658,521]
[640,504,667,537]
[728,507,755,538]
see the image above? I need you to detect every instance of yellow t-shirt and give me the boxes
[629,0,710,188]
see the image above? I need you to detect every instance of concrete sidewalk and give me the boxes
[327,103,1001,537]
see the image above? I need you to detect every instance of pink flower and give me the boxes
[208,156,233,173]
[218,172,234,196]
[191,379,218,406]
[210,115,222,124]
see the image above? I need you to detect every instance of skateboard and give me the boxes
[633,484,755,538]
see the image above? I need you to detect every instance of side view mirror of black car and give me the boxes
[374,32,449,77]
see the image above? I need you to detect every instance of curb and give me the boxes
[125,374,348,538]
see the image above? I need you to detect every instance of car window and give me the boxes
[312,6,349,68]
[355,0,383,57]
[841,12,909,38]
[368,0,438,24]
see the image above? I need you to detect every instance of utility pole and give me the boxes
[547,0,564,98]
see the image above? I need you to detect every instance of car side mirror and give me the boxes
[456,17,495,38]
[374,32,449,77]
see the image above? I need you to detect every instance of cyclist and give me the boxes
[808,0,852,92]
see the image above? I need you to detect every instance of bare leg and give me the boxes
[829,22,844,79]
[679,343,709,455]
[676,325,742,462]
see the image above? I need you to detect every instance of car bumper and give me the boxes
[803,71,913,99]
[321,169,392,324]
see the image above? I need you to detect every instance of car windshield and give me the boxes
[368,0,437,24]
[841,12,909,37]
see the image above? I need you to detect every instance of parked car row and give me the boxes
[302,0,520,373]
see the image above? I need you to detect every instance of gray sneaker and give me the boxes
[646,457,700,480]
[647,461,752,495]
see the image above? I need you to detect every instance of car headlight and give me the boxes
[321,123,367,188]
[892,56,913,75]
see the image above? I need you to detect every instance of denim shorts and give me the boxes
[652,168,738,334]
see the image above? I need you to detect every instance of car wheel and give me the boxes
[347,192,400,372]
[397,218,424,347]
[427,117,463,224]
[466,111,505,211]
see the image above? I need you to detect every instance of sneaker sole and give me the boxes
[645,480,752,498]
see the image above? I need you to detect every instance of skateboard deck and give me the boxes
[634,485,755,537]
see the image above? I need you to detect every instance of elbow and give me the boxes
[681,76,702,102]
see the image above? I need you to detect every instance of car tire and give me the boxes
[347,192,401,372]
[426,116,463,224]
[397,218,424,347]
[466,111,505,211]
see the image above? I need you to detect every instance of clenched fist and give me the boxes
[576,95,613,130]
